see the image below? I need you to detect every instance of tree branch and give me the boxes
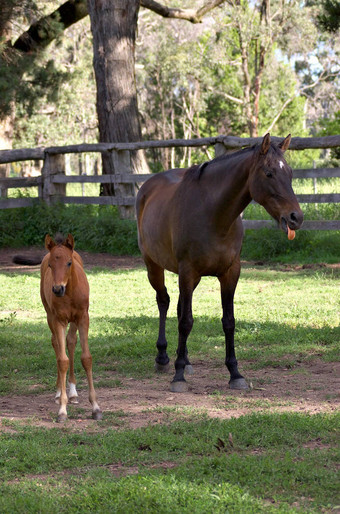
[12,0,87,53]
[140,0,226,23]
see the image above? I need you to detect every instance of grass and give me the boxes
[0,265,339,392]
[0,264,339,512]
[0,413,339,512]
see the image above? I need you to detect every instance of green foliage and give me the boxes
[0,203,139,255]
[0,201,339,263]
[317,0,340,32]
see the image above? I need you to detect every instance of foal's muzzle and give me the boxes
[52,285,66,297]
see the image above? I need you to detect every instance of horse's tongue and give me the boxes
[287,226,295,240]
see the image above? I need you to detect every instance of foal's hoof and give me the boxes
[185,364,194,375]
[229,378,248,390]
[170,380,188,393]
[92,409,103,421]
[155,362,170,373]
[57,413,67,423]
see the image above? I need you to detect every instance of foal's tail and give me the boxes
[12,255,43,265]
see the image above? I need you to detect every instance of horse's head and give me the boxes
[45,234,74,297]
[248,133,303,239]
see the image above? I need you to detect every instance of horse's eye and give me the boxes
[265,170,273,178]
[67,261,72,267]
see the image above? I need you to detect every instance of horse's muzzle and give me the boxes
[280,210,303,233]
[52,285,66,297]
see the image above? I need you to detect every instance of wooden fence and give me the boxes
[0,135,339,230]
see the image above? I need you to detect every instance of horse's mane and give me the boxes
[55,233,66,245]
[185,141,283,181]
[185,144,257,181]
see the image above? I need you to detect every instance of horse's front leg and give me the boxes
[146,261,170,372]
[219,260,248,390]
[78,313,102,420]
[171,270,198,392]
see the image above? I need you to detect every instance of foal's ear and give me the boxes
[278,134,291,153]
[64,233,74,251]
[260,133,271,155]
[45,234,55,252]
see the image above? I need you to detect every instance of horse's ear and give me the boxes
[278,134,291,153]
[64,234,74,251]
[260,133,271,155]
[45,234,55,252]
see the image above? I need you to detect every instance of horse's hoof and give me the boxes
[170,380,188,393]
[185,364,194,375]
[155,362,170,373]
[92,409,103,421]
[57,413,67,423]
[69,396,79,404]
[229,378,248,390]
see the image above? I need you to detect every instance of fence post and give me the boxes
[41,152,66,204]
[214,142,228,158]
[111,149,135,219]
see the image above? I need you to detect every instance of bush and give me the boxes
[0,203,339,263]
[0,203,139,255]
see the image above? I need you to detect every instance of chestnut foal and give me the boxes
[40,234,102,422]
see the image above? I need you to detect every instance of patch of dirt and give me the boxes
[0,246,143,273]
[0,359,339,432]
[0,249,339,431]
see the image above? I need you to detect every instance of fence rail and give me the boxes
[0,135,339,230]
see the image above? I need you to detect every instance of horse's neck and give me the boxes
[204,152,253,223]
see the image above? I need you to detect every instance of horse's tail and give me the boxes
[12,255,42,265]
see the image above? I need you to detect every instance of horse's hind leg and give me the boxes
[67,323,79,403]
[146,261,170,372]
[78,313,102,420]
[219,260,248,390]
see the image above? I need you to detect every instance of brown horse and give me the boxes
[136,133,303,392]
[40,234,102,422]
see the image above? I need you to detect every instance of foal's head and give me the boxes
[248,134,303,238]
[45,234,74,297]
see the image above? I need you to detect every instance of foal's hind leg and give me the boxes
[67,323,79,403]
[219,260,248,390]
[146,261,170,372]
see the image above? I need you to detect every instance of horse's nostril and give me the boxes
[289,211,303,228]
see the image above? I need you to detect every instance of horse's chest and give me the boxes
[50,297,87,324]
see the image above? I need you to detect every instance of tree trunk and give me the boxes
[87,0,149,217]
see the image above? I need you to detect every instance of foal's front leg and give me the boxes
[67,323,79,403]
[53,322,70,422]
